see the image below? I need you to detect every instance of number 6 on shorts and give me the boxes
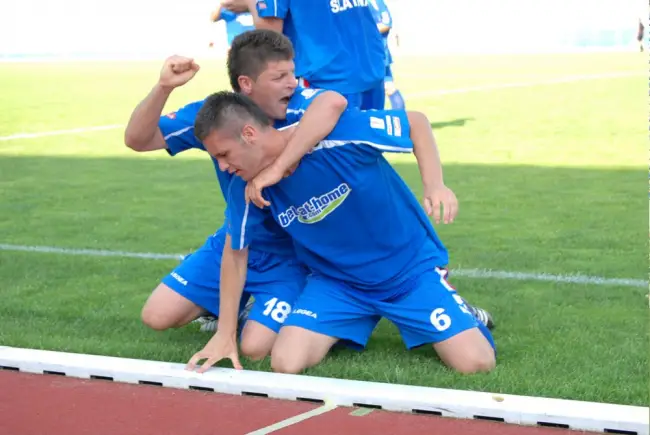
[430,308,451,331]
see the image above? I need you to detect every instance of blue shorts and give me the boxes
[298,77,385,110]
[284,267,495,351]
[343,83,386,110]
[162,232,307,333]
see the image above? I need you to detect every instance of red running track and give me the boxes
[0,371,597,435]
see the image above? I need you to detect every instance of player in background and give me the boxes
[219,0,386,110]
[187,92,496,375]
[637,16,646,52]
[124,30,347,362]
[369,0,406,110]
[209,3,254,49]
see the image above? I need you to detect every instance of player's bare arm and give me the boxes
[210,5,223,22]
[246,90,348,207]
[186,234,248,373]
[377,23,390,33]
[124,56,200,153]
[220,0,248,13]
[407,111,458,224]
[247,0,284,32]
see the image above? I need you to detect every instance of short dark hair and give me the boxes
[227,29,294,92]
[194,91,272,142]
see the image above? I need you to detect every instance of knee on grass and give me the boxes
[140,306,176,331]
[239,336,273,361]
[446,349,496,374]
[270,351,310,374]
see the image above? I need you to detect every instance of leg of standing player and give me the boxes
[384,65,406,110]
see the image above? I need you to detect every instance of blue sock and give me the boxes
[388,90,405,110]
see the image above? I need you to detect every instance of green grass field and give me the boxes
[0,52,647,406]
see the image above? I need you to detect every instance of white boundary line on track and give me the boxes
[245,403,338,435]
[0,347,647,435]
[0,72,641,141]
[0,243,646,288]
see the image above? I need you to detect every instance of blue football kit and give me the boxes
[368,0,394,80]
[226,107,495,349]
[154,88,322,331]
[219,9,255,46]
[255,0,386,109]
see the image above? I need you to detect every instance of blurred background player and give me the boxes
[369,0,406,110]
[220,0,386,110]
[637,16,645,52]
[209,3,254,49]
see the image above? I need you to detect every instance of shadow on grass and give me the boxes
[430,117,474,130]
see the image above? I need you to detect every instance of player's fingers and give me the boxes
[423,197,433,216]
[443,199,453,224]
[244,183,253,203]
[171,58,194,73]
[185,352,204,371]
[248,183,270,208]
[171,63,191,74]
[251,188,263,208]
[444,201,456,224]
[433,197,441,224]
[197,356,221,374]
[254,194,269,208]
[448,193,459,222]
[257,192,271,208]
[441,194,453,224]
[229,354,243,370]
[191,61,200,71]
[247,185,263,208]
[447,196,458,223]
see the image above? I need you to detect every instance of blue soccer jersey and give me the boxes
[158,99,297,258]
[219,9,255,45]
[368,0,393,66]
[255,0,384,95]
[227,108,449,292]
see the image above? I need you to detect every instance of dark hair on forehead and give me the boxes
[194,91,272,142]
[227,29,294,92]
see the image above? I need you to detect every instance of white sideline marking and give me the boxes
[407,72,643,99]
[0,347,647,435]
[246,404,337,435]
[0,243,646,288]
[0,244,182,261]
[0,72,641,141]
[0,124,122,142]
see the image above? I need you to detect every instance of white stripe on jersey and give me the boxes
[240,200,250,249]
[163,126,192,141]
[278,121,299,131]
[313,139,412,153]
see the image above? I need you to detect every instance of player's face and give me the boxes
[248,60,297,121]
[203,125,272,182]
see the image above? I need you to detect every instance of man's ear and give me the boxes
[238,76,254,95]
[241,124,256,143]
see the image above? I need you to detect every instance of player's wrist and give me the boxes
[216,318,239,336]
[423,178,445,191]
[154,82,176,95]
[269,157,291,175]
